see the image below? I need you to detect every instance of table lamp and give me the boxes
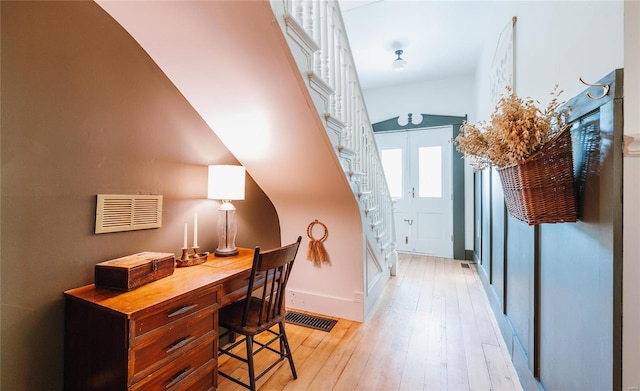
[208,165,245,257]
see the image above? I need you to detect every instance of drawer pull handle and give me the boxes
[166,336,195,354]
[167,304,198,318]
[166,366,193,389]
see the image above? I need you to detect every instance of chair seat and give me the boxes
[219,297,286,335]
[217,237,301,390]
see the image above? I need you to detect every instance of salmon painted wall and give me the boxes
[97,1,367,322]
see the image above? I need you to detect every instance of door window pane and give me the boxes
[419,146,442,198]
[381,148,403,199]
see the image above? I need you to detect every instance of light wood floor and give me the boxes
[217,253,523,391]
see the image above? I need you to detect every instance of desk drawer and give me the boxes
[130,331,217,391]
[131,308,216,381]
[132,285,220,337]
[183,369,216,391]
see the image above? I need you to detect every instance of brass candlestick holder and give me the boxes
[176,246,209,267]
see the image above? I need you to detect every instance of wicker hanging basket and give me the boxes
[496,125,577,225]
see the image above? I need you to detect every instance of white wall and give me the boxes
[623,1,640,389]
[363,74,477,124]
[476,1,623,118]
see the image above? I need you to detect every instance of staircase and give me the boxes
[97,0,394,321]
[270,0,398,312]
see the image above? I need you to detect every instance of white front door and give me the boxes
[375,126,453,258]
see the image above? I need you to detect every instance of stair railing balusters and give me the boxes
[275,0,397,273]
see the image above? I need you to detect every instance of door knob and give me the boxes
[403,219,413,225]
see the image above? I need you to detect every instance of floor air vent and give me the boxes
[285,311,337,332]
[461,263,470,269]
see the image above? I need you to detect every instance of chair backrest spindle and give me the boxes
[241,237,302,328]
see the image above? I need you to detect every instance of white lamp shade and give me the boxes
[208,165,246,200]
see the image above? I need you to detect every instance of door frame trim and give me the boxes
[373,113,467,259]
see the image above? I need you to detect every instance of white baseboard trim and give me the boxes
[624,133,640,157]
[286,289,364,322]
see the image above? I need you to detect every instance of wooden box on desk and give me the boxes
[94,252,175,291]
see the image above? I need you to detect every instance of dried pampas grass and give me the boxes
[454,86,569,170]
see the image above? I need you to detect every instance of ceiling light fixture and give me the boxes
[392,49,407,71]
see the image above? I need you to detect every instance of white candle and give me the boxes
[193,213,198,248]
[183,223,187,249]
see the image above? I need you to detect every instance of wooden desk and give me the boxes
[64,248,255,391]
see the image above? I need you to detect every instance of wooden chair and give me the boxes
[217,236,302,390]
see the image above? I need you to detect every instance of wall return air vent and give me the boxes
[95,194,163,234]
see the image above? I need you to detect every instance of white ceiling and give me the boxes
[339,0,497,90]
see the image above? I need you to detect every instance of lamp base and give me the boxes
[214,247,239,257]
[216,202,238,258]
